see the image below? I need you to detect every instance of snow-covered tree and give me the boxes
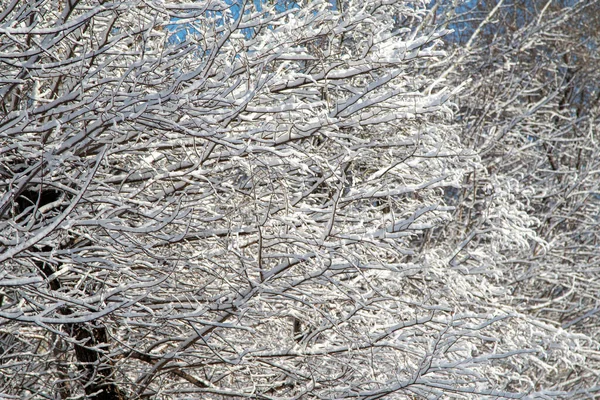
[440,0,600,336]
[435,0,600,393]
[1,1,598,399]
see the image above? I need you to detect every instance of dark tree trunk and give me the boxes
[17,186,126,400]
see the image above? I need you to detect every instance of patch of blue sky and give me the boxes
[165,0,325,45]
[166,17,191,45]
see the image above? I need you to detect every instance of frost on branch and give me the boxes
[0,0,598,399]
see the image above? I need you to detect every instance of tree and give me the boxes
[433,0,600,394]
[440,0,600,339]
[1,1,598,399]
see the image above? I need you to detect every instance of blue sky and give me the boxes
[166,0,333,44]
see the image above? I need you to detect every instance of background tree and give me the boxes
[429,0,600,392]
[440,0,600,337]
[1,0,599,399]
